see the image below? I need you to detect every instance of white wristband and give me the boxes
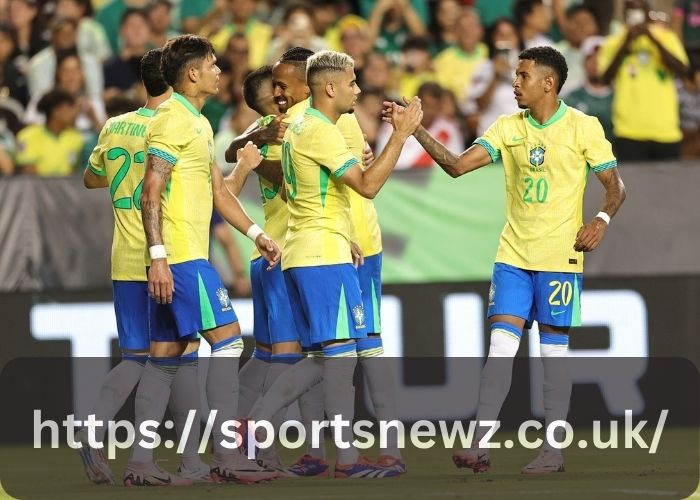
[246,223,264,242]
[595,211,611,224]
[149,244,167,260]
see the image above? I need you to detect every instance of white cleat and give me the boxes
[177,461,215,483]
[210,451,279,484]
[75,428,115,485]
[521,448,565,475]
[123,461,193,486]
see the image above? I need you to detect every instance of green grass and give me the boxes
[1,428,698,499]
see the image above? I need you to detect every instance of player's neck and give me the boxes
[312,99,340,124]
[173,87,207,113]
[145,90,172,111]
[46,118,66,135]
[528,98,561,125]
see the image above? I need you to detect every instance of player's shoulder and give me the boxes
[286,98,311,122]
[564,103,600,128]
[17,123,44,139]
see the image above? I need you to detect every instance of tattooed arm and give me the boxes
[574,168,626,252]
[140,155,174,304]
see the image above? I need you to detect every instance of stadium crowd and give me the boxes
[0,0,696,177]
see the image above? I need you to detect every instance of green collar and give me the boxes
[305,106,334,125]
[525,100,567,129]
[172,92,201,117]
[136,107,155,118]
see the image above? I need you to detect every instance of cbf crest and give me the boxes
[352,305,366,330]
[216,287,232,311]
[529,144,546,170]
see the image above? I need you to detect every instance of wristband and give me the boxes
[246,224,264,242]
[595,211,611,224]
[149,244,167,260]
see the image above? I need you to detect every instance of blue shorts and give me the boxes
[358,253,382,334]
[487,262,582,328]
[149,259,237,342]
[112,281,150,351]
[250,256,299,345]
[283,263,368,348]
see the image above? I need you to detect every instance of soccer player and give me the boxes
[80,48,211,485]
[280,50,421,478]
[384,46,626,474]
[125,35,280,486]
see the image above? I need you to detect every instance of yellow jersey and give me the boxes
[208,19,273,69]
[88,107,155,281]
[598,25,688,143]
[434,44,488,102]
[16,125,83,176]
[475,101,616,273]
[281,107,361,270]
[145,93,215,265]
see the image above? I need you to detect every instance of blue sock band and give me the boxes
[322,342,357,358]
[539,332,569,346]
[271,353,303,364]
[122,352,148,365]
[252,348,272,362]
[356,336,383,357]
[210,335,242,353]
[491,321,523,340]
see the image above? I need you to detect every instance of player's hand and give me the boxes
[362,139,375,167]
[148,259,174,304]
[574,217,608,252]
[255,234,281,270]
[259,114,289,144]
[236,141,263,171]
[381,100,404,126]
[392,96,423,139]
[350,241,364,267]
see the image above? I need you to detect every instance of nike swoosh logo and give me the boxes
[551,310,567,316]
[150,475,172,484]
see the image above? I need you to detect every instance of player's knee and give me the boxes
[488,322,522,358]
[209,335,244,357]
[183,339,200,355]
[357,335,384,358]
[202,321,241,345]
[150,340,187,358]
[271,340,302,356]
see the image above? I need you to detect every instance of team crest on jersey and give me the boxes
[216,287,232,311]
[488,282,496,306]
[352,305,366,330]
[529,145,546,170]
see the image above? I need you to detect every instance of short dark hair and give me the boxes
[402,36,430,52]
[417,81,443,100]
[141,48,168,97]
[160,35,214,87]
[120,7,148,27]
[566,4,596,20]
[514,0,543,27]
[519,46,568,93]
[105,94,139,118]
[485,17,524,57]
[37,88,75,118]
[280,46,315,64]
[243,65,273,116]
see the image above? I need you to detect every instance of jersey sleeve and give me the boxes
[15,127,38,166]
[145,108,186,166]
[312,123,360,178]
[473,117,505,163]
[655,27,689,65]
[582,116,617,173]
[87,119,110,176]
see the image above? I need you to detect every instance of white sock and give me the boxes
[322,343,358,465]
[299,382,325,459]
[207,336,243,456]
[130,357,178,463]
[540,334,571,450]
[474,323,522,443]
[237,350,271,418]
[93,355,145,443]
[169,352,203,470]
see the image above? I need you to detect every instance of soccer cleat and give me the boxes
[176,461,215,483]
[377,455,407,475]
[123,461,193,486]
[521,448,565,475]
[453,449,491,473]
[334,455,403,479]
[210,451,279,484]
[285,454,330,477]
[75,428,115,485]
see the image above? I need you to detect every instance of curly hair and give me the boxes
[519,46,568,93]
[160,34,214,88]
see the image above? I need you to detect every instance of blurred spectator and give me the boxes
[554,3,600,96]
[398,35,434,98]
[474,0,516,29]
[206,0,273,69]
[354,86,384,148]
[599,0,689,161]
[677,51,700,159]
[147,0,179,47]
[103,8,151,96]
[466,17,523,137]
[16,88,83,175]
[95,0,150,54]
[368,0,427,64]
[672,0,700,52]
[311,0,343,50]
[376,82,463,169]
[202,57,233,135]
[359,0,430,24]
[55,0,112,62]
[268,3,328,62]
[430,0,461,54]
[337,15,371,82]
[0,23,28,106]
[434,8,487,105]
[8,0,46,63]
[180,0,214,34]
[223,33,251,105]
[360,50,398,98]
[214,100,259,174]
[28,17,103,101]
[566,36,614,141]
[514,0,554,49]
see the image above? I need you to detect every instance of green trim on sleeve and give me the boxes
[88,164,106,176]
[334,158,359,178]
[147,147,177,165]
[473,138,500,163]
[591,159,618,173]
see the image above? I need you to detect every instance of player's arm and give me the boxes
[643,25,689,77]
[83,168,109,188]
[341,97,423,199]
[254,159,284,186]
[141,155,174,304]
[83,125,109,188]
[223,114,288,163]
[574,168,626,252]
[211,162,281,268]
[224,141,263,196]
[382,100,492,177]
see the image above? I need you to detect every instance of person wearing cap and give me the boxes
[567,36,614,142]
